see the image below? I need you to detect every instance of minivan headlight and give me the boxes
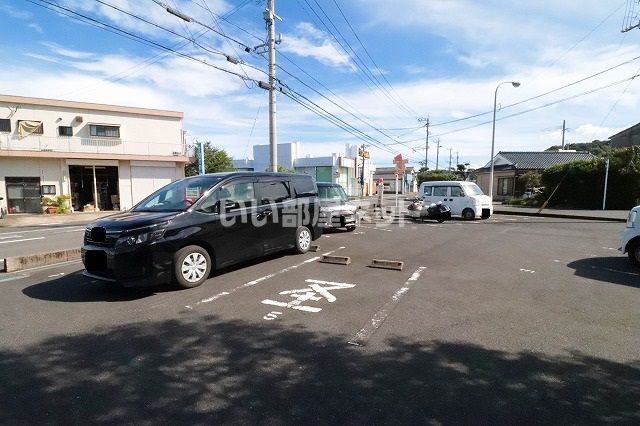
[117,225,167,247]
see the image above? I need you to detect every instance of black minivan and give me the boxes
[81,172,322,288]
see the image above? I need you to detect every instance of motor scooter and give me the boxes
[406,197,451,223]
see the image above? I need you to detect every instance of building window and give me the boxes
[0,118,10,132]
[58,126,73,136]
[90,125,120,138]
[497,178,514,196]
[41,185,56,195]
[17,120,43,137]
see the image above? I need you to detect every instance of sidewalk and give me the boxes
[493,205,628,222]
[0,211,117,228]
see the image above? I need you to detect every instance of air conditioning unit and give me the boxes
[74,116,83,123]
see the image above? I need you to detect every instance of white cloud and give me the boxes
[41,42,94,59]
[28,23,43,33]
[281,22,356,70]
[0,4,32,19]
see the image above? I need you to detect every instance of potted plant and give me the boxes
[41,196,58,214]
[42,194,72,214]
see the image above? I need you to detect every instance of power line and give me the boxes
[296,0,415,121]
[429,52,640,128]
[28,0,256,82]
[426,73,640,142]
[150,0,253,51]
[330,0,419,117]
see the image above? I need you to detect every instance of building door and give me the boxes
[6,177,41,213]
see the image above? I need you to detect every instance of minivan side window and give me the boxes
[433,186,448,197]
[450,186,464,197]
[423,186,432,196]
[292,177,317,198]
[259,181,291,204]
[220,182,256,211]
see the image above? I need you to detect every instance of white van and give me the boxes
[418,181,492,220]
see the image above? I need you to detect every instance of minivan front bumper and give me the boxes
[81,242,174,287]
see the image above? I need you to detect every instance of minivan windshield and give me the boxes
[133,176,223,212]
[462,183,484,196]
[318,185,348,202]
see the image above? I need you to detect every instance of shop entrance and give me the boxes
[5,177,41,213]
[69,165,120,211]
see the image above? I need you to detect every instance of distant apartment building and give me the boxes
[0,94,189,214]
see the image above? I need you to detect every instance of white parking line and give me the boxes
[348,266,427,347]
[185,247,346,309]
[0,226,84,236]
[0,237,45,245]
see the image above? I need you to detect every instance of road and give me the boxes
[1,215,638,423]
[0,224,85,258]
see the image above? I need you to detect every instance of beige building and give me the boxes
[0,94,189,214]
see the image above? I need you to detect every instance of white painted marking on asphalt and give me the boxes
[348,266,427,346]
[41,222,63,226]
[0,226,84,236]
[601,247,617,251]
[0,237,45,245]
[0,273,30,283]
[262,279,356,314]
[186,248,346,309]
[0,235,23,240]
[263,311,283,320]
[47,273,65,278]
[519,268,535,274]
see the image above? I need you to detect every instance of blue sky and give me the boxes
[1,0,638,169]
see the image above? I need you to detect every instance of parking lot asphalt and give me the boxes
[1,214,638,423]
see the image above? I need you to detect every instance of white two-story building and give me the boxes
[0,94,189,214]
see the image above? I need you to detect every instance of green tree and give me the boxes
[269,165,295,173]
[545,140,611,157]
[519,171,542,189]
[539,146,640,209]
[416,169,458,186]
[185,143,235,177]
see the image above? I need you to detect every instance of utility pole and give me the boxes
[448,148,453,171]
[266,0,277,172]
[418,117,429,168]
[358,144,368,197]
[561,119,566,149]
[435,138,441,171]
[198,140,206,175]
[456,151,459,169]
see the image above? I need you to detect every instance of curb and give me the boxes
[1,249,81,273]
[494,210,626,222]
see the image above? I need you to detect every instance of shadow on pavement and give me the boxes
[1,315,639,424]
[21,271,176,303]
[567,256,640,288]
[21,252,295,303]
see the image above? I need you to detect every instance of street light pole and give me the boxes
[489,81,520,201]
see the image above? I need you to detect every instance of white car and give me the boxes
[619,205,640,266]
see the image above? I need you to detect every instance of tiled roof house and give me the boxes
[475,151,595,200]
